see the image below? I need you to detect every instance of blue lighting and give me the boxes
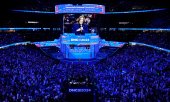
[129,42,170,53]
[12,10,54,14]
[106,8,166,14]
[110,28,170,31]
[1,41,169,53]
[12,8,166,14]
[0,27,50,30]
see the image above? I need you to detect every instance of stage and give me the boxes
[34,33,126,62]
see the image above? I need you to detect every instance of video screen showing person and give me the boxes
[63,14,97,34]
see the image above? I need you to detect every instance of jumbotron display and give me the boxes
[33,4,125,60]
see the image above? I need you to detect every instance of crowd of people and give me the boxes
[0,45,66,101]
[134,32,170,49]
[0,32,169,101]
[0,33,24,46]
[94,45,170,101]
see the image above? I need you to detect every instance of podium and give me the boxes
[60,33,100,59]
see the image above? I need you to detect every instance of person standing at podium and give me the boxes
[72,15,89,35]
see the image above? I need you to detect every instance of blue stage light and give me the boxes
[12,10,54,14]
[106,8,166,14]
[0,27,51,30]
[12,8,166,14]
[116,28,170,31]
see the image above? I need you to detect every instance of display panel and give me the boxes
[55,4,105,14]
[63,14,97,34]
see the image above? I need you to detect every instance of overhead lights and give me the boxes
[27,21,39,24]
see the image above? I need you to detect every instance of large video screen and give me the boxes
[63,14,97,33]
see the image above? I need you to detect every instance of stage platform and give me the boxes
[34,33,126,62]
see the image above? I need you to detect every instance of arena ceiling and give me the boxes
[0,0,169,27]
[1,0,169,12]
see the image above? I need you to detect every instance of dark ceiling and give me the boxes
[1,0,169,12]
[0,0,169,28]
